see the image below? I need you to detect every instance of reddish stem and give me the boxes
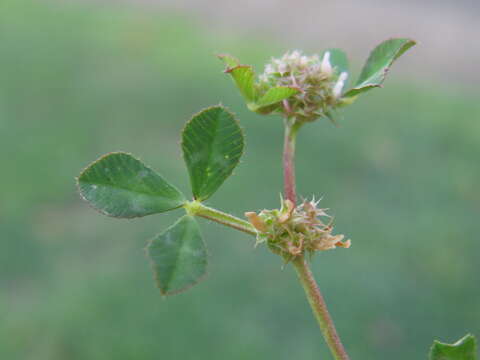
[283,119,298,204]
[282,117,351,360]
[293,256,351,360]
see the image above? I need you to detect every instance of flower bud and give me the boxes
[333,72,348,98]
[320,51,333,76]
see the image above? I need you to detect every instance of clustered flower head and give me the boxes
[245,197,350,260]
[258,50,348,123]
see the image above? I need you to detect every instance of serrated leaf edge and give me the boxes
[144,215,209,296]
[429,334,477,360]
[76,151,186,219]
[343,38,416,98]
[180,104,245,202]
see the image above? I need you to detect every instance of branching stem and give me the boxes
[283,118,350,360]
[184,118,351,360]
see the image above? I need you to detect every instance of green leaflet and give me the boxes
[343,38,416,97]
[146,215,208,295]
[430,334,477,360]
[225,65,257,103]
[218,54,258,105]
[182,105,244,201]
[219,55,298,113]
[78,152,185,218]
[251,86,299,112]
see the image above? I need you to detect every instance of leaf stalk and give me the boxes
[184,201,257,236]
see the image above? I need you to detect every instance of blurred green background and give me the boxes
[1,1,479,359]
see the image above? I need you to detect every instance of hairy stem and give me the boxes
[283,119,350,360]
[184,201,256,236]
[292,256,350,360]
[283,118,300,204]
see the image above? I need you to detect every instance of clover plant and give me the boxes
[77,38,477,359]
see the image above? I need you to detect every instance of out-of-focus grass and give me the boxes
[1,1,479,359]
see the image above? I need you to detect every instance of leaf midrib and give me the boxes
[80,179,182,200]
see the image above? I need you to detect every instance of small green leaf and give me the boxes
[344,38,416,97]
[182,106,244,201]
[321,48,349,75]
[146,215,208,295]
[250,86,299,112]
[224,65,257,102]
[78,152,185,218]
[217,53,240,68]
[430,334,477,360]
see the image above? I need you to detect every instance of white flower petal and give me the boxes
[320,51,333,76]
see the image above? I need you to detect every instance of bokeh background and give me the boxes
[1,0,479,359]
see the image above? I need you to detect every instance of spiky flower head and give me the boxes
[258,50,348,123]
[245,197,350,260]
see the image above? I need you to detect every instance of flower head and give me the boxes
[245,197,350,260]
[258,50,348,122]
[221,39,416,124]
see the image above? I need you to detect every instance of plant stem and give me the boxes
[292,256,350,360]
[283,118,350,360]
[184,201,257,236]
[283,118,300,204]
